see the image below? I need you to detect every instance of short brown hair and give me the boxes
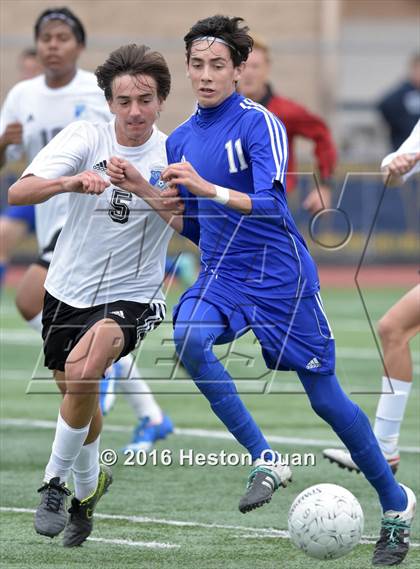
[95,44,171,101]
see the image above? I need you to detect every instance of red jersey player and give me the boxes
[239,36,337,213]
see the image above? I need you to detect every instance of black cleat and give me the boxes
[372,484,416,566]
[239,462,292,514]
[62,464,112,547]
[34,477,71,537]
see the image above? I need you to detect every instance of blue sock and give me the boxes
[174,298,271,461]
[298,371,407,513]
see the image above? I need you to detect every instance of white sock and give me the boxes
[72,436,100,501]
[117,354,163,424]
[373,376,412,455]
[27,312,43,333]
[44,412,90,484]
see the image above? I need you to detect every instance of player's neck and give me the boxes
[44,67,78,89]
[197,91,237,115]
[114,123,154,147]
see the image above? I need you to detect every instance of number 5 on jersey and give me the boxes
[108,188,132,224]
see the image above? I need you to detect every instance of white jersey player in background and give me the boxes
[0,7,173,452]
[324,119,420,472]
[0,47,43,289]
[9,43,182,546]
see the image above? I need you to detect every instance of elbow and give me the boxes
[8,190,18,206]
[8,182,24,205]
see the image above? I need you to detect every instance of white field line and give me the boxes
[87,536,179,549]
[0,507,178,549]
[1,418,419,454]
[0,507,418,548]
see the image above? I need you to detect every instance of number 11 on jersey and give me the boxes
[225,139,248,174]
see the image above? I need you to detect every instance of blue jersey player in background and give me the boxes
[107,15,416,566]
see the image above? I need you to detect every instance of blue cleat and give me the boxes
[124,415,174,452]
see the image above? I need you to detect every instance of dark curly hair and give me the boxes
[95,44,171,102]
[34,7,86,46]
[184,15,253,67]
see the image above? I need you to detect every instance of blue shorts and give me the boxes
[1,204,35,233]
[173,272,335,375]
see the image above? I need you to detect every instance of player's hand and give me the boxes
[0,122,23,146]
[385,153,420,177]
[61,171,110,195]
[161,185,185,214]
[162,162,214,198]
[107,156,145,193]
[303,185,332,214]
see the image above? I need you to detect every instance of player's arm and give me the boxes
[0,87,25,169]
[382,153,420,187]
[161,161,253,214]
[162,112,292,218]
[107,156,186,233]
[8,121,106,204]
[381,121,420,186]
[0,122,23,169]
[8,171,109,205]
[287,101,337,212]
[178,110,291,221]
[162,162,285,222]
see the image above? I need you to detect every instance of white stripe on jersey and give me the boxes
[136,302,165,344]
[239,98,288,184]
[315,292,334,339]
[282,218,302,297]
[152,302,166,321]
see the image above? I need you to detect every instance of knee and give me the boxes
[377,314,400,346]
[15,291,37,321]
[310,396,358,431]
[64,359,103,393]
[174,324,207,359]
[310,399,337,423]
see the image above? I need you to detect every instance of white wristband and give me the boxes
[212,185,230,205]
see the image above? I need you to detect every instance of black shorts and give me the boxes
[35,229,61,270]
[42,291,166,371]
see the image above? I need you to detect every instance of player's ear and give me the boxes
[233,62,245,82]
[107,98,115,115]
[185,56,190,78]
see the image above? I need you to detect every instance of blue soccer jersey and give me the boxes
[166,92,319,299]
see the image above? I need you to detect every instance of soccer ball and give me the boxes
[288,483,364,560]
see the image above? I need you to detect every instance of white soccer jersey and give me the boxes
[21,119,173,308]
[381,120,420,183]
[0,69,111,250]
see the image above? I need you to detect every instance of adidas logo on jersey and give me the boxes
[93,160,107,172]
[110,310,125,319]
[306,357,321,370]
